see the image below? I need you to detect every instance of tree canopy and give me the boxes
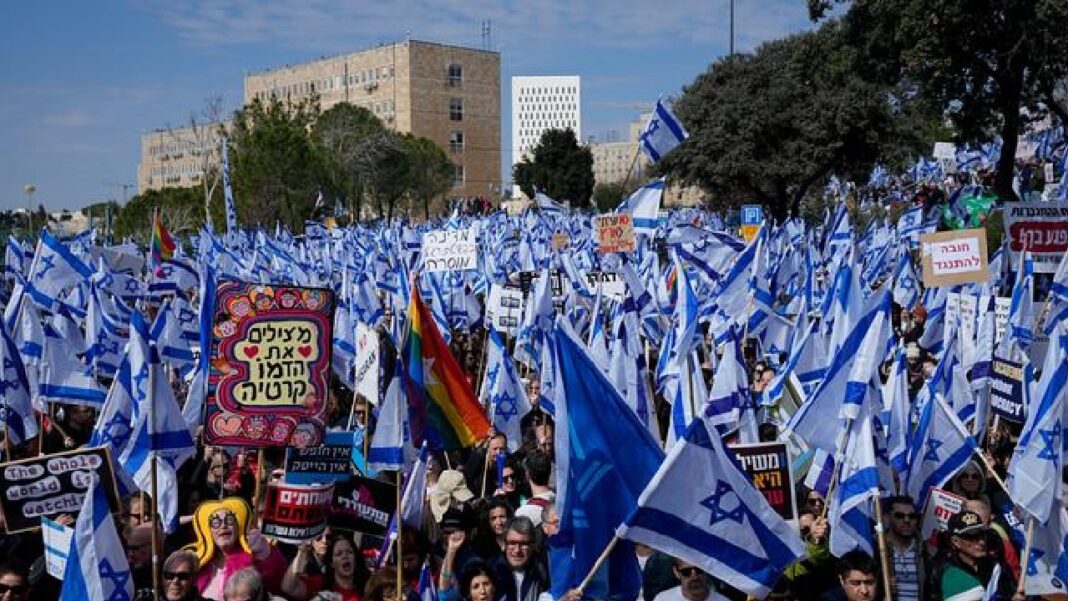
[513,128,595,209]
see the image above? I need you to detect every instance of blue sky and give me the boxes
[0,0,818,212]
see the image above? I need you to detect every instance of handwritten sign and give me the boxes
[353,323,379,405]
[422,228,478,272]
[990,357,1026,423]
[551,232,570,251]
[485,284,525,335]
[729,442,796,521]
[285,431,358,485]
[205,281,335,448]
[0,447,120,533]
[583,271,626,301]
[594,214,636,254]
[920,228,989,287]
[261,481,333,544]
[922,487,966,541]
[329,476,397,536]
[1003,202,1068,273]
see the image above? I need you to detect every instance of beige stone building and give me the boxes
[244,39,501,198]
[138,121,228,193]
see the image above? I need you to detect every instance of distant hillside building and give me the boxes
[510,75,581,197]
[244,39,501,198]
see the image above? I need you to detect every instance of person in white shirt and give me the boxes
[652,559,730,601]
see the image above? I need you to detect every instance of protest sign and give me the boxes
[943,293,978,347]
[42,517,73,579]
[584,271,626,301]
[933,142,957,174]
[353,322,379,404]
[920,228,989,287]
[1003,202,1068,273]
[204,281,335,448]
[994,296,1011,345]
[285,431,358,485]
[329,476,397,536]
[921,487,966,541]
[261,481,333,544]
[729,442,796,521]
[551,232,570,251]
[594,214,636,253]
[0,447,120,533]
[990,357,1025,423]
[422,227,479,272]
[485,283,525,335]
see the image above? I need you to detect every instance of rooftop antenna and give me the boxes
[481,19,492,50]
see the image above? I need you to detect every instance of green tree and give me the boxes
[810,0,1068,201]
[113,187,204,242]
[592,181,627,213]
[659,21,933,221]
[312,103,391,222]
[230,97,325,231]
[400,134,454,220]
[512,128,595,209]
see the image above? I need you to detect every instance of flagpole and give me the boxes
[148,355,161,600]
[620,147,644,196]
[1017,518,1035,596]
[869,476,893,601]
[396,471,404,601]
[577,535,621,592]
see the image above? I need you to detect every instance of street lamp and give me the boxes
[24,184,36,232]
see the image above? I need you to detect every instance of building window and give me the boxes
[449,97,463,121]
[449,131,464,152]
[453,163,465,186]
[447,63,462,86]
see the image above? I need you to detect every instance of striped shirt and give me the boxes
[891,539,921,601]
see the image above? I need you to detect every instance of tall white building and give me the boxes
[511,75,581,197]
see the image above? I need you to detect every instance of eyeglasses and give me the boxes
[958,472,981,480]
[807,498,824,506]
[956,532,986,542]
[505,539,531,548]
[209,513,237,529]
[163,571,193,582]
[0,583,27,594]
[502,474,516,483]
[677,567,703,578]
[893,512,920,521]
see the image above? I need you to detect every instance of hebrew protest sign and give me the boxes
[594,214,636,253]
[729,442,796,521]
[920,228,989,287]
[261,481,334,544]
[204,281,335,448]
[551,232,570,251]
[584,271,626,301]
[353,322,380,404]
[285,431,358,485]
[1003,202,1068,273]
[329,476,396,536]
[423,227,479,272]
[485,284,525,335]
[0,447,120,533]
[922,488,966,541]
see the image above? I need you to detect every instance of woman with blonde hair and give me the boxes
[185,497,286,600]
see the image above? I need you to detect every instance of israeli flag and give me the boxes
[366,368,414,472]
[221,136,237,235]
[0,316,37,445]
[639,98,689,163]
[27,229,94,301]
[828,403,879,557]
[904,394,979,506]
[892,252,919,309]
[60,474,134,601]
[480,329,532,451]
[618,414,806,598]
[617,178,664,235]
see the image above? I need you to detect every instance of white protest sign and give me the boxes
[943,292,960,342]
[922,487,966,542]
[933,142,957,174]
[353,322,379,404]
[920,228,989,287]
[42,517,73,579]
[422,227,479,272]
[485,284,525,335]
[994,296,1011,346]
[584,271,626,301]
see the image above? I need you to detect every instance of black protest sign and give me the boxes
[284,431,357,485]
[329,476,396,536]
[990,357,1025,423]
[729,442,797,521]
[261,481,334,544]
[0,447,120,533]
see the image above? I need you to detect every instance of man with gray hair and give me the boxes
[224,567,275,601]
[491,517,549,601]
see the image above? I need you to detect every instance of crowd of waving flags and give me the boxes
[2,111,1068,599]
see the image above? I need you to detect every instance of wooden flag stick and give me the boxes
[578,535,621,592]
[1017,518,1035,596]
[395,472,404,601]
[870,495,894,601]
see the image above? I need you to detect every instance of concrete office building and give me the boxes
[244,39,501,198]
[138,121,228,193]
[511,75,581,197]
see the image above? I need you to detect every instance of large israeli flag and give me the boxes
[639,98,689,163]
[617,178,664,235]
[60,475,134,601]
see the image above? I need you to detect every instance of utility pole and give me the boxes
[103,182,134,205]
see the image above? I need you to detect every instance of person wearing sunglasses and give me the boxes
[0,563,30,601]
[160,551,206,601]
[939,510,1022,601]
[948,461,990,504]
[651,559,729,601]
[883,496,922,601]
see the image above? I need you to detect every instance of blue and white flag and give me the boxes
[1000,250,1035,359]
[893,252,920,309]
[221,136,237,235]
[639,98,689,163]
[828,403,879,557]
[617,178,664,236]
[366,368,414,472]
[0,315,37,445]
[535,191,568,215]
[27,230,94,301]
[418,560,437,601]
[1043,250,1068,335]
[400,443,429,529]
[60,474,134,601]
[39,314,107,407]
[480,329,532,451]
[618,414,807,598]
[904,394,979,506]
[1007,322,1067,524]
[706,326,757,442]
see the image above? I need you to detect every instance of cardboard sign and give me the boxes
[42,517,73,579]
[205,281,335,448]
[920,229,989,287]
[729,442,796,521]
[551,232,570,251]
[0,447,120,533]
[329,476,396,535]
[584,271,626,301]
[1003,202,1068,273]
[353,322,379,405]
[422,227,478,272]
[594,214,636,254]
[285,431,358,485]
[485,284,525,335]
[990,357,1025,423]
[261,481,333,544]
[921,487,966,541]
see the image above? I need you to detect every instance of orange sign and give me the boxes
[594,214,636,253]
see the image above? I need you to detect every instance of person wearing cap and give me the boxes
[431,471,477,523]
[939,510,1021,601]
[514,452,554,528]
[438,507,482,593]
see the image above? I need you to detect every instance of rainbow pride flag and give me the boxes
[150,209,176,271]
[404,284,490,449]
